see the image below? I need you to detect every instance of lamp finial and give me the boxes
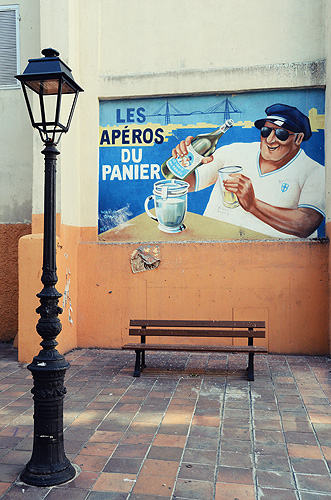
[41,48,59,58]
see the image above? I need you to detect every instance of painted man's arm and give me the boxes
[225,173,323,237]
[249,202,323,238]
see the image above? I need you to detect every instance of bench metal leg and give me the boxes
[134,350,141,377]
[141,350,146,370]
[247,333,254,381]
[247,352,254,381]
[141,334,146,369]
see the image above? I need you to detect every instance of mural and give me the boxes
[99,89,325,241]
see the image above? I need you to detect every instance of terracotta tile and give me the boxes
[186,435,219,451]
[60,470,99,489]
[140,459,179,477]
[254,442,288,456]
[89,431,124,443]
[257,487,298,499]
[295,473,331,493]
[133,412,164,424]
[74,453,109,472]
[129,495,170,500]
[189,425,220,439]
[220,438,252,453]
[282,420,313,432]
[132,474,175,496]
[121,432,154,446]
[174,478,214,499]
[222,427,251,441]
[322,446,331,460]
[179,462,215,482]
[80,441,116,457]
[217,466,253,485]
[215,482,255,500]
[162,412,192,425]
[129,422,159,433]
[0,426,32,438]
[43,488,90,500]
[253,419,282,431]
[113,403,141,412]
[147,446,183,462]
[158,424,190,436]
[285,431,317,445]
[64,428,94,442]
[254,429,285,443]
[256,469,294,489]
[222,417,250,428]
[196,399,223,410]
[152,433,186,448]
[192,415,220,427]
[0,436,26,451]
[290,457,329,475]
[93,472,136,492]
[97,421,130,433]
[301,396,329,405]
[0,449,31,465]
[219,451,253,469]
[183,447,218,465]
[253,410,280,422]
[255,453,290,472]
[287,443,323,459]
[309,413,331,424]
[280,413,310,422]
[0,482,11,496]
[112,444,149,459]
[103,457,143,474]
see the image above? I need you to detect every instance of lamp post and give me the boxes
[15,49,83,486]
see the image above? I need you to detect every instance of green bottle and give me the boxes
[161,119,234,180]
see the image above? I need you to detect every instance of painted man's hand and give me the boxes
[172,137,214,164]
[223,173,256,212]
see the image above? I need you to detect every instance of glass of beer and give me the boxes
[218,166,243,209]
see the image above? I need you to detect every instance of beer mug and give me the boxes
[218,166,243,208]
[144,179,189,233]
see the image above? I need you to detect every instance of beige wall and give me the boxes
[99,0,325,74]
[0,0,40,224]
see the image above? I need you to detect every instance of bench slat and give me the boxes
[130,319,265,328]
[129,328,265,338]
[122,343,268,353]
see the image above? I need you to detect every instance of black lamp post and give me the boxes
[15,49,83,486]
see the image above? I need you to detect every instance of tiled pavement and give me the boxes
[1,345,331,499]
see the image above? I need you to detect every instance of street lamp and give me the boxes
[15,48,83,486]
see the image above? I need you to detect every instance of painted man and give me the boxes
[172,104,325,238]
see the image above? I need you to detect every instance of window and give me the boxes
[0,5,20,89]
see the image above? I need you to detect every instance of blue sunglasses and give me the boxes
[261,126,297,142]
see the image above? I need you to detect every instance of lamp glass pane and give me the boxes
[30,90,77,131]
[25,78,76,95]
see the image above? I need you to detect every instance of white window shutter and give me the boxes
[0,7,19,88]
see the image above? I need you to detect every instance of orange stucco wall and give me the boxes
[18,221,330,363]
[0,223,31,342]
[77,239,329,355]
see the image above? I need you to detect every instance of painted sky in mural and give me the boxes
[99,89,325,240]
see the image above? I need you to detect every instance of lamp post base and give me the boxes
[20,347,76,487]
[20,459,76,487]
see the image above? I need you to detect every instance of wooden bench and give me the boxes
[122,319,267,381]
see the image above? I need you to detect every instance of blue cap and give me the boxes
[254,103,312,141]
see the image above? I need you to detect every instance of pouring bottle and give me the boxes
[161,119,234,180]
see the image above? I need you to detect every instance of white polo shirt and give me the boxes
[194,142,325,238]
